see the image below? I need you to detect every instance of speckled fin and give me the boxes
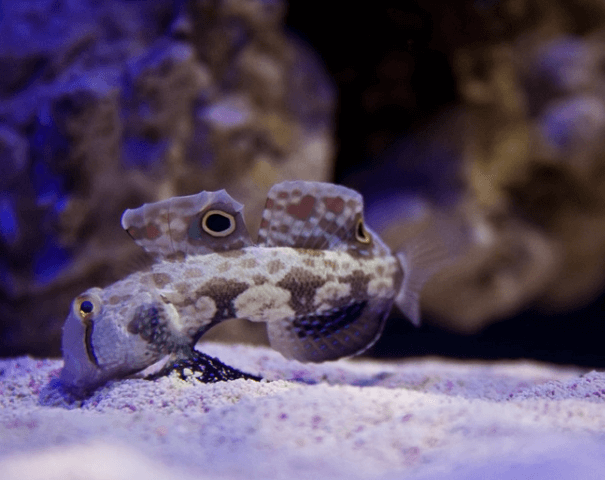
[121,190,254,258]
[266,300,390,362]
[257,181,365,250]
[394,216,467,326]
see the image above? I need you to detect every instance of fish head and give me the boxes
[60,286,181,394]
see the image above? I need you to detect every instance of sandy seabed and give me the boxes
[1,342,605,480]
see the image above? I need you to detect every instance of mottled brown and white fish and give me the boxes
[60,181,441,394]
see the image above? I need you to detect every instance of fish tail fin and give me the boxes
[394,248,435,327]
[394,212,469,326]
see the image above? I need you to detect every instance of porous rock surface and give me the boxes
[0,0,335,356]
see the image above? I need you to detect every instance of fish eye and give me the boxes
[74,294,101,322]
[201,210,236,237]
[355,218,371,244]
[80,301,94,314]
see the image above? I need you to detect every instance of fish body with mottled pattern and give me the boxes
[60,181,433,394]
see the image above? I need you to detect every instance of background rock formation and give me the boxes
[290,0,605,365]
[2,0,605,366]
[0,0,335,356]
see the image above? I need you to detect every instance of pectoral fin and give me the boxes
[267,300,391,362]
[146,349,261,383]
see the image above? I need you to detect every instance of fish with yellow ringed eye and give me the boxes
[59,180,446,395]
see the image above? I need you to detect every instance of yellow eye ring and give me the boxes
[355,218,371,244]
[74,293,102,322]
[201,210,236,237]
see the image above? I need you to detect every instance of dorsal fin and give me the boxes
[257,180,381,255]
[121,190,254,258]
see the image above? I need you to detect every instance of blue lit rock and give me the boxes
[0,126,28,189]
[0,0,335,356]
[532,38,598,93]
[538,95,605,166]
[0,195,19,246]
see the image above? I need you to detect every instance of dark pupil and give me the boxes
[205,213,231,233]
[80,300,94,314]
[357,221,366,239]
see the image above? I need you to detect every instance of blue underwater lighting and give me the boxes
[31,103,70,164]
[0,196,18,246]
[32,236,70,286]
[358,134,463,212]
[29,103,70,208]
[188,122,214,168]
[122,137,167,169]
[201,102,250,128]
[542,111,570,148]
[31,160,66,206]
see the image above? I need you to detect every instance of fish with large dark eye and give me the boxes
[60,181,448,395]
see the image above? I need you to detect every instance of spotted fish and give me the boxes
[60,181,442,394]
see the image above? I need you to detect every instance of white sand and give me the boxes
[1,342,604,480]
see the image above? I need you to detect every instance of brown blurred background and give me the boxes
[2,0,605,367]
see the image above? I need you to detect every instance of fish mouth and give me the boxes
[59,349,106,396]
[83,317,99,367]
[60,320,108,395]
[60,293,182,395]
